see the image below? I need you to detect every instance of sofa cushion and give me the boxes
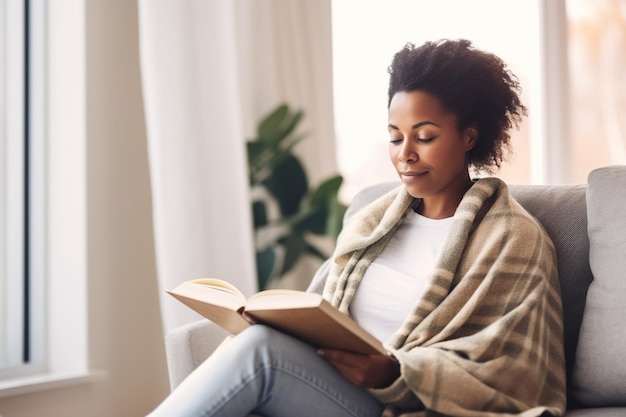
[571,165,626,406]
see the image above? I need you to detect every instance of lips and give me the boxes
[400,171,427,177]
[399,170,428,184]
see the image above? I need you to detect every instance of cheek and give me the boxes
[428,144,464,166]
[388,144,398,163]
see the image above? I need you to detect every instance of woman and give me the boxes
[148,39,566,417]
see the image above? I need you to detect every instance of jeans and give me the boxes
[147,325,385,417]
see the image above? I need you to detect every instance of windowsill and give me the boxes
[0,370,106,398]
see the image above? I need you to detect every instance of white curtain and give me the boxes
[138,0,335,335]
[234,0,337,184]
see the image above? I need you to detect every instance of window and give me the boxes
[0,0,46,379]
[567,0,626,183]
[331,0,625,197]
[331,0,541,200]
[0,0,100,397]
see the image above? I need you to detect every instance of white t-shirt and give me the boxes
[349,210,454,342]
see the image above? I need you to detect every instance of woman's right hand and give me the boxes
[317,348,401,389]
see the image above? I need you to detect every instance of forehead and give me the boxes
[388,90,455,125]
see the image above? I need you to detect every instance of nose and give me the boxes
[398,140,418,163]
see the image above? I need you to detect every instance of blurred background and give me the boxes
[0,0,623,416]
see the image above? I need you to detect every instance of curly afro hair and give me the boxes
[387,39,527,173]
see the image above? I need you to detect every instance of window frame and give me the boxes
[1,0,29,377]
[536,0,571,184]
[0,0,46,380]
[0,0,95,395]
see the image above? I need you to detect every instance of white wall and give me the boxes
[0,1,170,416]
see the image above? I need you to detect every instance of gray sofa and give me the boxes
[165,165,626,416]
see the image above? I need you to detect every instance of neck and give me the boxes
[416,177,474,219]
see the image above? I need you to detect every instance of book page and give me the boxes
[167,279,250,334]
[190,278,246,299]
[247,289,315,307]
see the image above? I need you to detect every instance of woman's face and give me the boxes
[388,90,476,218]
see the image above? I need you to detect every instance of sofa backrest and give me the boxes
[341,181,592,396]
[509,184,592,386]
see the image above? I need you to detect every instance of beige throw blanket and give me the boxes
[323,178,566,417]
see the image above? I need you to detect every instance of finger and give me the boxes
[326,358,366,386]
[318,349,368,367]
[318,350,371,386]
[319,349,400,388]
[241,311,258,324]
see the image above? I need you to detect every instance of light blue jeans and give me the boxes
[147,325,385,417]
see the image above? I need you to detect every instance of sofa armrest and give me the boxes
[165,319,230,390]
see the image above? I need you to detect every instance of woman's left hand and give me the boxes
[318,348,400,388]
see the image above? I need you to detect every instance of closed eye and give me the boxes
[417,137,434,143]
[389,137,434,144]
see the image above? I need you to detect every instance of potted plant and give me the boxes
[247,103,347,290]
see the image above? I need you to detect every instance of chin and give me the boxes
[403,184,429,199]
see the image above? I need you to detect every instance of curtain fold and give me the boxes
[234,0,337,185]
[138,0,256,334]
[138,0,335,334]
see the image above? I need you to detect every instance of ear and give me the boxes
[464,126,478,151]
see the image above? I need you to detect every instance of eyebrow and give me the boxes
[388,121,440,130]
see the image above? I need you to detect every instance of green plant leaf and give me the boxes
[304,241,328,260]
[247,136,308,186]
[276,110,304,145]
[294,206,327,235]
[309,175,344,207]
[278,232,306,275]
[262,154,308,216]
[325,199,347,238]
[258,104,290,143]
[246,141,267,180]
[257,104,305,150]
[252,200,268,228]
[256,247,276,290]
[247,103,347,289]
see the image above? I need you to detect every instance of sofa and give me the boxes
[165,165,626,416]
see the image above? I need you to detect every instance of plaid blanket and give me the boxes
[323,178,566,417]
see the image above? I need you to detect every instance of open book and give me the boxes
[167,278,387,355]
